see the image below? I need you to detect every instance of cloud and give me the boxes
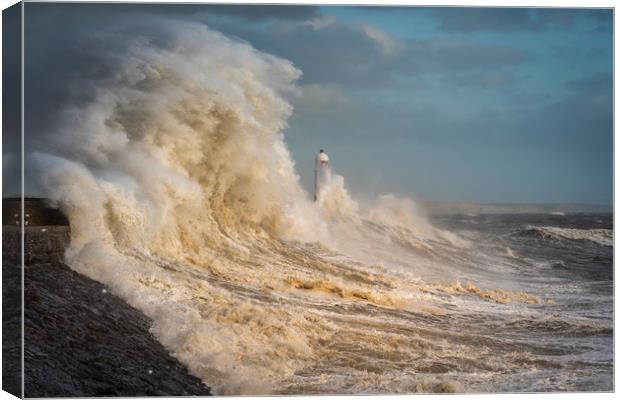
[551,43,609,61]
[566,72,612,93]
[430,7,612,33]
[202,16,529,88]
[432,8,534,33]
[25,4,530,96]
[407,37,528,72]
[442,71,516,89]
[512,91,551,105]
[203,17,404,87]
[26,2,320,22]
[294,84,355,115]
[360,25,406,55]
[514,71,612,150]
[197,5,320,21]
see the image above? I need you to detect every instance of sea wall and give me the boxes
[3,225,70,265]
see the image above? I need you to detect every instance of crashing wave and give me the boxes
[517,226,613,247]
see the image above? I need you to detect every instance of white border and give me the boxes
[0,1,616,400]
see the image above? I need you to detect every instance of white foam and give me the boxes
[531,226,613,247]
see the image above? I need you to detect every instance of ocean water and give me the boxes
[29,21,613,395]
[427,213,613,393]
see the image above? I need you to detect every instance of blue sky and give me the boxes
[20,4,614,204]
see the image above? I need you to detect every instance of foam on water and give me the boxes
[527,226,613,247]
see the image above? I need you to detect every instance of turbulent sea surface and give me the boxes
[30,21,613,395]
[426,213,613,393]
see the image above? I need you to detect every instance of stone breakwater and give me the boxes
[3,221,212,397]
[4,225,70,265]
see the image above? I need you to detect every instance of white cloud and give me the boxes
[293,84,354,114]
[360,25,405,56]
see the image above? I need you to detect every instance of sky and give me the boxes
[6,3,614,204]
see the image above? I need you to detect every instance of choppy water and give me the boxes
[268,212,614,394]
[421,213,614,393]
[59,210,614,395]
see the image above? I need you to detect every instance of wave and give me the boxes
[423,281,544,305]
[516,226,613,247]
[504,316,613,336]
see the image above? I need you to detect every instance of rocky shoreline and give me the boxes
[3,220,212,397]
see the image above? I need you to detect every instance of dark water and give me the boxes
[427,213,613,392]
[432,213,613,292]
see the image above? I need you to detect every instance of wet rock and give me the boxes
[23,261,212,397]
